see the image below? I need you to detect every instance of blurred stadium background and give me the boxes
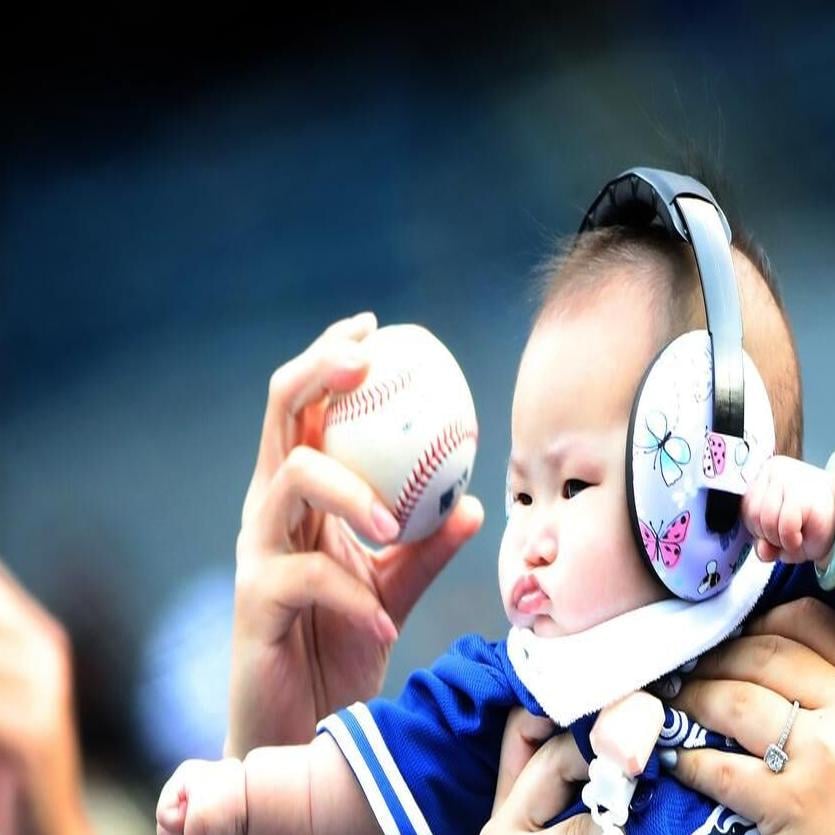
[2,5,833,829]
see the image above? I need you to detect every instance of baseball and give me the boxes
[323,324,478,543]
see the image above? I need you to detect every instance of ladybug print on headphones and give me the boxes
[637,410,692,487]
[639,511,691,568]
[696,429,766,496]
[702,431,727,478]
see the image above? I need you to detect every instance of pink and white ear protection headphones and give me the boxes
[580,168,775,601]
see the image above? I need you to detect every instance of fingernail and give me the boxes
[372,501,400,541]
[656,674,682,699]
[658,749,678,770]
[343,345,367,371]
[679,657,698,674]
[376,610,398,643]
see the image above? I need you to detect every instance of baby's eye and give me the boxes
[563,479,590,499]
[514,492,533,506]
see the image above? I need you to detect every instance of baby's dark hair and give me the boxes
[534,195,803,459]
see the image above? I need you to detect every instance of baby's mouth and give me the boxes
[511,574,550,615]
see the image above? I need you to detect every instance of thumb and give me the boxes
[494,709,557,813]
[374,495,484,626]
[490,732,588,832]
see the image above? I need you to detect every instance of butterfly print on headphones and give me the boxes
[702,431,727,478]
[638,410,692,487]
[639,511,691,568]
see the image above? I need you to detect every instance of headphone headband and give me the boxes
[581,167,744,533]
[579,167,731,242]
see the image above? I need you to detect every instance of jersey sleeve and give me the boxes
[316,634,519,835]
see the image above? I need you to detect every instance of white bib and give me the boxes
[507,553,774,726]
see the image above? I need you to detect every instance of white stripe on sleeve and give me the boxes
[317,713,400,835]
[347,703,433,835]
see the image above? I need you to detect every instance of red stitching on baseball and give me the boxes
[393,419,478,532]
[324,370,414,427]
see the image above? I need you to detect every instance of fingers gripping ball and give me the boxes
[324,324,478,543]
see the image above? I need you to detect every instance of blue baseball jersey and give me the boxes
[317,562,826,834]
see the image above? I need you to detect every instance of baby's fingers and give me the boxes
[799,474,835,562]
[156,766,189,835]
[743,456,835,564]
[757,475,787,554]
[741,466,769,543]
[156,759,247,835]
[776,488,805,561]
[742,462,801,560]
[755,539,781,562]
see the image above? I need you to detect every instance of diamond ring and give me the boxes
[764,700,800,774]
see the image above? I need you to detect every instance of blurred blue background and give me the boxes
[1,5,833,827]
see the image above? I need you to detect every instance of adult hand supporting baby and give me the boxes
[484,707,592,835]
[487,597,835,834]
[226,312,484,757]
[671,596,835,834]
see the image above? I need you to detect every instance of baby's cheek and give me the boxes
[555,556,614,631]
[551,524,638,632]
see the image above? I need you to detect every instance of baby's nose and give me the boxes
[525,531,557,567]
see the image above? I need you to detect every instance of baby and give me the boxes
[156,170,835,835]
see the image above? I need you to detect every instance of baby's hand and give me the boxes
[741,455,835,564]
[156,758,246,835]
[590,691,664,778]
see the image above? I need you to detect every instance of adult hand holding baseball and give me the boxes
[226,312,484,758]
[324,323,478,543]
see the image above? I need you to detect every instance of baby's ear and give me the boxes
[589,691,665,777]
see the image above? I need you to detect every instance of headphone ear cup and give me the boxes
[626,331,775,600]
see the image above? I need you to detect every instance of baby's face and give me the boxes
[499,282,668,637]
